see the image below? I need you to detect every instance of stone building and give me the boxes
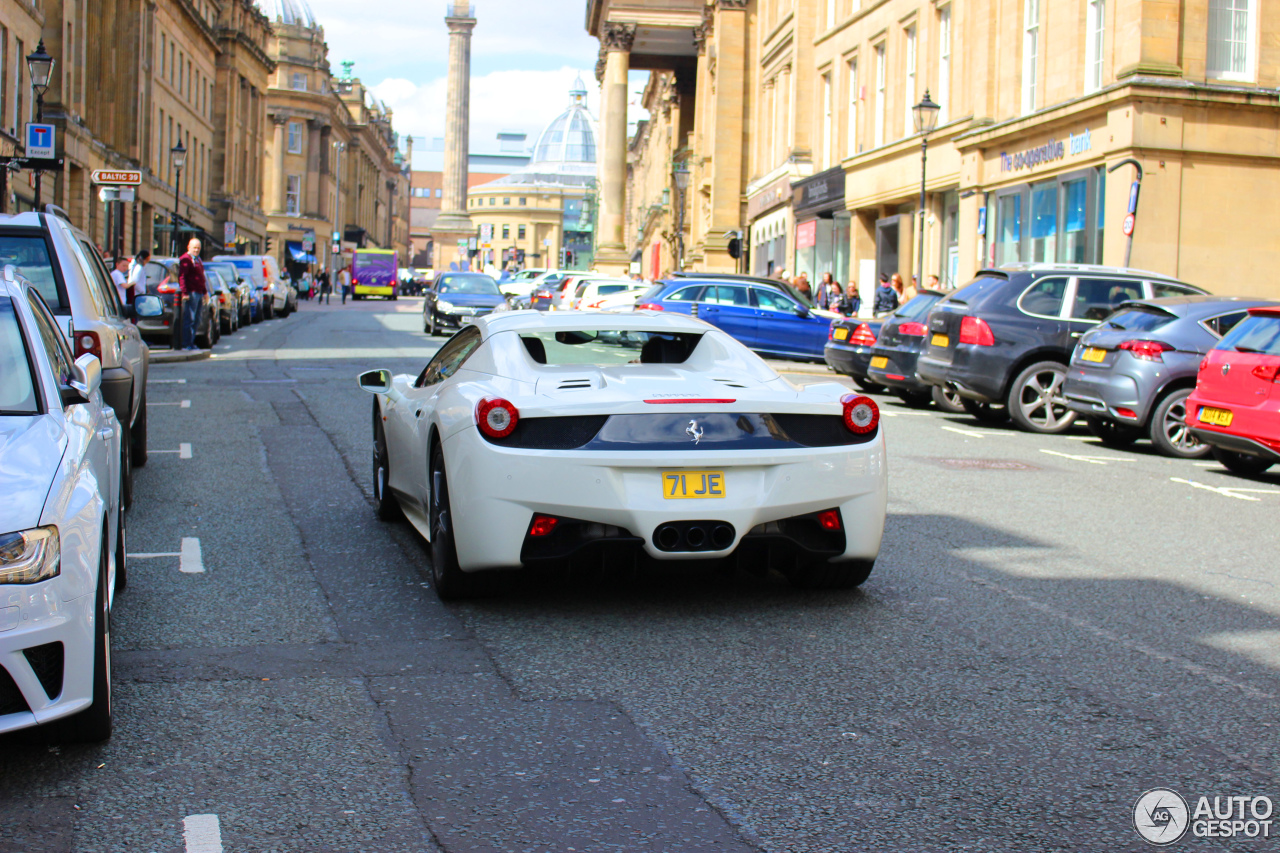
[0,0,47,209]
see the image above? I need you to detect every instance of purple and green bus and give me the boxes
[352,249,399,300]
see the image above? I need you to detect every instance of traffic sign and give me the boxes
[1122,213,1135,237]
[224,221,237,250]
[25,124,54,159]
[97,187,136,202]
[91,169,142,186]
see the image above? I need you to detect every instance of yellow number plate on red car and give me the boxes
[1082,347,1107,362]
[870,356,889,369]
[833,327,850,341]
[663,471,726,499]
[931,334,949,348]
[1198,407,1234,427]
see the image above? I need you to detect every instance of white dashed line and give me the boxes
[183,814,223,853]
[1039,449,1134,465]
[941,426,1006,438]
[127,538,203,573]
[150,443,193,458]
[148,400,191,408]
[1170,477,1280,502]
[127,551,180,559]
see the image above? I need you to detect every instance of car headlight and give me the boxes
[436,300,455,312]
[0,527,60,584]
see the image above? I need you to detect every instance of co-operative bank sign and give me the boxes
[999,129,1093,173]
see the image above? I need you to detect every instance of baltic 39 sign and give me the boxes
[91,170,143,186]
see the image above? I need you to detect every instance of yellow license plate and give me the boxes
[663,471,726,499]
[833,327,849,341]
[1082,347,1107,363]
[870,356,889,369]
[931,334,949,348]
[1199,407,1234,427]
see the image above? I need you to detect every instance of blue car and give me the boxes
[635,276,841,361]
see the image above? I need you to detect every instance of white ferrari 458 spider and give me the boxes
[358,311,886,598]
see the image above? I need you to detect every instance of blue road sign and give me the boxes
[25,123,55,159]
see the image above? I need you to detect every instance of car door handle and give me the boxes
[97,426,115,440]
[415,409,424,418]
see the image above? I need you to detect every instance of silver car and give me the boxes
[0,209,150,506]
[1,266,121,741]
[1064,296,1280,457]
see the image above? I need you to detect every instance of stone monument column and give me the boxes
[593,22,636,275]
[431,2,478,270]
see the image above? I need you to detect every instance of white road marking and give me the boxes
[127,551,180,559]
[149,378,187,384]
[180,538,204,573]
[148,400,191,408]
[183,814,223,853]
[941,426,1006,438]
[149,443,193,458]
[1170,477,1280,502]
[1039,449,1134,465]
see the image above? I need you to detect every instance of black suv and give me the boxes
[916,264,1206,433]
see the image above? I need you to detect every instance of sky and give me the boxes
[256,0,649,167]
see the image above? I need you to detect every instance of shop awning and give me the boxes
[285,241,316,263]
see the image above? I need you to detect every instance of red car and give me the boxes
[1186,305,1280,475]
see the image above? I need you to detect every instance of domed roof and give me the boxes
[529,76,596,167]
[265,0,317,27]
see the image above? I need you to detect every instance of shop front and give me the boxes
[746,174,793,277]
[792,167,849,284]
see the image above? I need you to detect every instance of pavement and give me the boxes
[3,296,1279,852]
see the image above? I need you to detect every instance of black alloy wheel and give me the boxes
[131,391,148,467]
[960,398,1010,424]
[1086,418,1143,447]
[1008,361,1077,434]
[1149,388,1210,459]
[60,529,113,742]
[932,384,967,414]
[372,405,402,521]
[896,390,934,409]
[1210,447,1275,476]
[429,444,477,600]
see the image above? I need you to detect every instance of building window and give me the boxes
[502,224,510,239]
[938,6,951,123]
[821,72,833,168]
[160,33,166,79]
[503,197,511,205]
[287,121,302,154]
[437,189,443,198]
[1084,0,1105,92]
[903,26,916,138]
[518,225,526,239]
[845,58,858,157]
[992,167,1106,266]
[1022,0,1040,114]
[826,0,837,30]
[292,72,307,91]
[286,175,300,215]
[489,197,495,206]
[519,197,526,205]
[1207,0,1255,81]
[873,43,886,148]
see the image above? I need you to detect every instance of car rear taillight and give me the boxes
[352,277,358,285]
[1115,407,1137,420]
[529,514,559,537]
[828,324,836,340]
[1199,358,1209,372]
[958,316,995,346]
[1118,340,1174,362]
[850,323,877,346]
[1252,363,1280,382]
[475,397,519,438]
[898,321,927,337]
[817,509,842,531]
[841,393,879,435]
[157,282,179,294]
[74,331,102,360]
[635,302,664,311]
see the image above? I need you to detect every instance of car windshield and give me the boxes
[438,274,500,295]
[1102,305,1177,333]
[206,264,240,283]
[1216,314,1280,355]
[517,330,704,367]
[895,292,943,319]
[0,298,38,415]
[0,235,60,310]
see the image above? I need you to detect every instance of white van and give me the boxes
[211,254,296,318]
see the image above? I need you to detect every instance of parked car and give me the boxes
[423,271,508,336]
[825,318,887,391]
[0,209,150,507]
[571,278,638,310]
[205,260,254,326]
[498,268,554,300]
[1186,305,1280,476]
[1063,296,1277,457]
[0,267,121,741]
[212,254,295,319]
[206,268,240,335]
[359,310,885,599]
[634,276,841,361]
[916,264,1207,433]
[864,289,953,406]
[138,256,222,349]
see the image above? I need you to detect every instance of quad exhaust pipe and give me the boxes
[653,521,736,552]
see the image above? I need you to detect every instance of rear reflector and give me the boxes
[817,509,842,531]
[1115,407,1137,419]
[529,515,559,537]
[635,302,664,311]
[644,398,736,404]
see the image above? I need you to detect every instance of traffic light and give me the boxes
[558,248,566,268]
[728,237,742,259]
[564,250,575,268]
[266,236,275,255]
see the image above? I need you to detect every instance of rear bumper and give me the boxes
[916,350,1008,403]
[1189,427,1280,463]
[824,342,874,379]
[866,346,928,394]
[1063,370,1147,423]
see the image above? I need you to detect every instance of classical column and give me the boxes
[593,22,636,274]
[271,116,288,214]
[432,1,477,268]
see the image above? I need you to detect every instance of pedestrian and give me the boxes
[926,273,941,291]
[178,238,207,350]
[110,257,130,304]
[318,271,331,305]
[793,274,811,302]
[904,274,918,303]
[816,272,836,309]
[127,250,151,302]
[338,267,350,304]
[825,278,843,312]
[843,282,861,316]
[873,272,899,315]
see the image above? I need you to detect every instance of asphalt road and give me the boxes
[3,297,1279,852]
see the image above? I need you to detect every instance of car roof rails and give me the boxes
[669,271,788,287]
[43,203,72,222]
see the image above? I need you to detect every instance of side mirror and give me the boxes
[358,369,393,395]
[64,353,101,406]
[796,306,811,318]
[134,295,163,318]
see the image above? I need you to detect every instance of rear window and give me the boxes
[1216,314,1280,356]
[0,235,60,310]
[639,284,664,303]
[948,275,1009,305]
[895,292,943,319]
[598,284,631,295]
[1100,305,1177,333]
[0,298,38,415]
[517,330,703,367]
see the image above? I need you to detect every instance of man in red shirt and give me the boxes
[178,238,208,350]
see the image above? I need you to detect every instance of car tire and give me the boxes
[1086,418,1143,447]
[1007,360,1077,434]
[932,384,967,414]
[372,408,402,522]
[131,391,148,467]
[1149,388,1210,459]
[429,444,478,600]
[264,300,275,320]
[853,377,886,393]
[787,558,874,590]
[114,504,127,593]
[427,311,440,337]
[961,398,1009,424]
[1210,447,1274,476]
[119,427,134,510]
[896,390,933,409]
[60,530,113,743]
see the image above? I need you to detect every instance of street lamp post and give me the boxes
[170,141,187,255]
[911,90,941,288]
[26,40,55,210]
[672,161,690,271]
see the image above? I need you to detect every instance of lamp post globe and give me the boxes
[912,90,941,288]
